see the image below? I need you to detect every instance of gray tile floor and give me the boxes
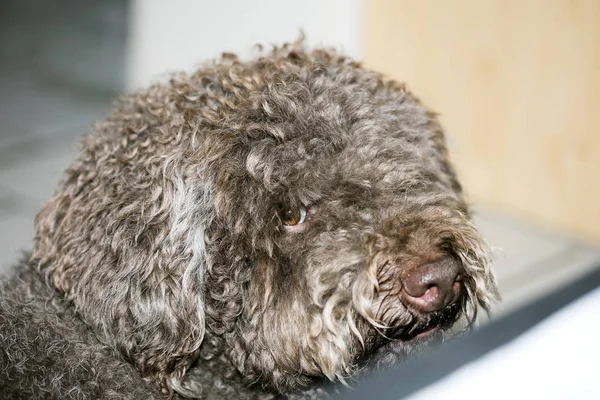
[1,68,599,320]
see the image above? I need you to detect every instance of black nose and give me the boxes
[400,256,462,312]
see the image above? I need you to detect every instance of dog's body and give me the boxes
[0,261,164,399]
[0,44,498,399]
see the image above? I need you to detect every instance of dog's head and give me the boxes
[33,44,498,396]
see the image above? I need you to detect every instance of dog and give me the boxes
[0,42,498,399]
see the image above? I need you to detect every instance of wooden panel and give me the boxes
[364,0,600,242]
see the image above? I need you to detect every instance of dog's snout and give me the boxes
[400,256,462,312]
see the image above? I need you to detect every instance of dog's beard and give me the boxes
[361,330,443,371]
[306,248,484,383]
[351,271,474,375]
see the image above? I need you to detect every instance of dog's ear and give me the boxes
[32,157,209,389]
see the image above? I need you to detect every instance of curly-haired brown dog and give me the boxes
[0,43,498,399]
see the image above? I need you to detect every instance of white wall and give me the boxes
[126,0,364,90]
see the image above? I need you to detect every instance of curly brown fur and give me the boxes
[1,41,498,399]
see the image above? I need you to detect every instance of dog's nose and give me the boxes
[400,256,462,312]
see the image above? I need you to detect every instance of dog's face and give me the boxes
[32,46,498,395]
[204,69,498,391]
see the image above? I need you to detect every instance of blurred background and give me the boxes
[0,0,598,320]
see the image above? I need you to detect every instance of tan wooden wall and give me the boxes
[364,0,600,242]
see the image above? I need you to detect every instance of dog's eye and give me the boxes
[282,207,307,226]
